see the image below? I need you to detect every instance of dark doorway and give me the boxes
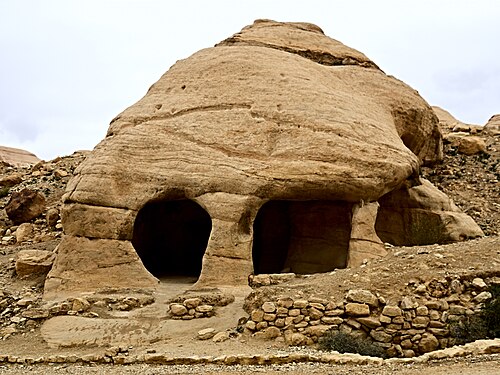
[132,199,212,279]
[252,200,353,275]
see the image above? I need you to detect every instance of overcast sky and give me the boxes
[1,0,499,160]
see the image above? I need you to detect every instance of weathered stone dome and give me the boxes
[44,20,482,299]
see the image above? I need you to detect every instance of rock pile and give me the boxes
[0,152,87,246]
[0,286,45,340]
[244,276,498,357]
[167,291,235,320]
[423,108,499,235]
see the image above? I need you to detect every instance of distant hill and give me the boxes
[0,145,40,167]
[431,106,482,132]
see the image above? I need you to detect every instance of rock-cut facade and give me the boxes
[44,20,483,299]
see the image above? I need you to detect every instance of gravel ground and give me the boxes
[0,354,499,375]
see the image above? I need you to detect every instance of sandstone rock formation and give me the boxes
[484,114,500,135]
[0,146,40,167]
[44,20,483,299]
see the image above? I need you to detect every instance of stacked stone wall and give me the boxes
[245,275,498,357]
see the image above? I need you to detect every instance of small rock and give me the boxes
[10,316,26,324]
[293,300,308,309]
[370,329,392,343]
[471,278,487,290]
[457,136,486,155]
[321,316,343,325]
[16,297,35,307]
[250,274,271,286]
[0,173,22,188]
[72,297,91,312]
[170,304,188,316]
[15,223,34,243]
[346,289,379,307]
[418,334,439,353]
[196,304,214,313]
[400,297,418,310]
[212,331,230,343]
[415,284,427,294]
[357,316,381,328]
[245,320,256,331]
[382,305,402,317]
[183,298,201,309]
[262,301,276,313]
[345,303,370,317]
[54,169,68,178]
[21,308,49,320]
[251,309,265,322]
[260,326,281,339]
[46,208,60,228]
[474,291,492,303]
[287,332,308,346]
[197,328,216,340]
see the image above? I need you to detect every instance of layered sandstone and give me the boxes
[0,146,40,167]
[44,20,482,299]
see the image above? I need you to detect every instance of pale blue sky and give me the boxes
[1,0,499,160]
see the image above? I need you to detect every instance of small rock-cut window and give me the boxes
[252,200,353,275]
[132,199,212,280]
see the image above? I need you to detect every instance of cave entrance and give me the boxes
[132,199,212,281]
[252,200,353,275]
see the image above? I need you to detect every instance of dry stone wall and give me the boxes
[166,292,235,320]
[244,275,498,357]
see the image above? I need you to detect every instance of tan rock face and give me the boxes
[484,114,500,135]
[44,20,480,299]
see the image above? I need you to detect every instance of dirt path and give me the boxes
[0,355,499,374]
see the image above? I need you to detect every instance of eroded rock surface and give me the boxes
[45,20,481,299]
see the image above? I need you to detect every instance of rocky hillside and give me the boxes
[422,110,499,236]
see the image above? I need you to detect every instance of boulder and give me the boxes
[15,223,34,243]
[44,20,480,298]
[456,136,487,155]
[15,249,55,278]
[0,173,22,188]
[376,179,484,245]
[5,188,46,225]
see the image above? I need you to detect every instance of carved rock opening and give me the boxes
[132,199,212,279]
[252,200,353,275]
